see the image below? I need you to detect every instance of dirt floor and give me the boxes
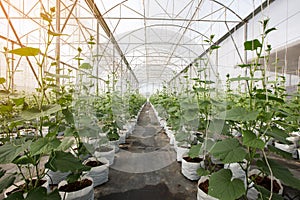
[94,102,197,200]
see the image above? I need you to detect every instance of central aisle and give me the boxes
[94,102,197,200]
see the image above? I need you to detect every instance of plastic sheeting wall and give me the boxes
[216,0,300,89]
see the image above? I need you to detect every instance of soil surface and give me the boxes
[59,178,92,192]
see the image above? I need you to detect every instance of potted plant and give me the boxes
[206,19,300,200]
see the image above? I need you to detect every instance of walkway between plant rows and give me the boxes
[94,102,197,200]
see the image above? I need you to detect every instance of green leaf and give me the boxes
[254,185,283,200]
[242,130,265,149]
[12,97,25,106]
[26,187,61,200]
[188,144,202,159]
[257,159,300,190]
[216,107,259,122]
[30,137,61,156]
[210,138,247,163]
[0,139,31,164]
[45,71,74,79]
[79,63,93,70]
[62,108,74,124]
[12,155,35,165]
[40,13,52,22]
[265,27,276,35]
[47,30,68,36]
[0,174,16,193]
[0,168,5,178]
[229,76,262,82]
[211,45,220,50]
[244,39,262,51]
[73,57,84,61]
[56,137,74,151]
[267,145,293,159]
[255,94,284,103]
[45,151,91,172]
[9,47,40,56]
[237,64,252,68]
[197,168,210,176]
[0,77,5,84]
[265,127,289,144]
[209,169,245,200]
[5,191,24,200]
[167,106,178,113]
[21,104,61,120]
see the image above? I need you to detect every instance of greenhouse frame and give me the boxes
[0,0,299,199]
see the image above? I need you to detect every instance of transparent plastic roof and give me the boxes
[95,0,265,85]
[0,0,270,90]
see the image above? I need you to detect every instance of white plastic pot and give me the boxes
[169,134,175,145]
[83,157,109,187]
[118,129,127,144]
[181,157,201,180]
[224,162,246,185]
[247,169,283,200]
[197,176,218,200]
[58,177,94,200]
[94,146,115,166]
[274,141,295,153]
[109,139,120,153]
[176,146,189,162]
[46,170,70,185]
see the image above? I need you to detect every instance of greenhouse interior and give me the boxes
[0,0,299,199]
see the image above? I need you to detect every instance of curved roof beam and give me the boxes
[209,0,244,21]
[122,42,199,60]
[126,48,193,66]
[116,23,211,42]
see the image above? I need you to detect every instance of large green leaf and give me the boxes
[30,137,61,156]
[0,139,31,164]
[257,159,300,190]
[244,39,262,51]
[0,174,16,193]
[209,169,245,200]
[255,94,284,103]
[12,155,36,165]
[242,130,265,149]
[210,138,247,163]
[265,126,289,144]
[56,137,74,151]
[20,104,61,120]
[188,144,202,159]
[45,151,90,172]
[26,187,61,200]
[62,108,74,124]
[267,145,293,160]
[197,167,210,176]
[216,107,259,122]
[5,191,24,200]
[8,47,40,56]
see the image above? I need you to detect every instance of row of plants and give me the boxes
[0,7,146,200]
[150,19,300,200]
